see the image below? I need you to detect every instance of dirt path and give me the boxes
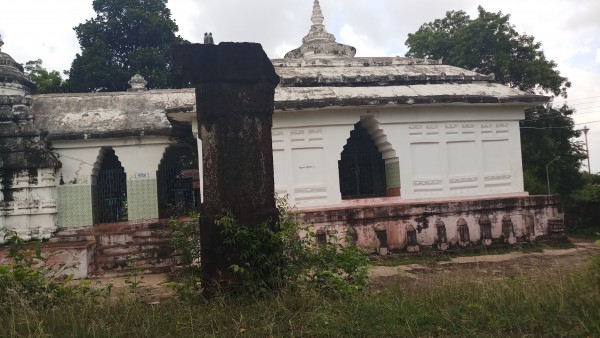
[369,238,600,290]
[88,238,599,300]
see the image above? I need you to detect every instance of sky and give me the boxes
[1,0,599,173]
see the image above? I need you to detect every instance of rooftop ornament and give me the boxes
[0,34,4,51]
[204,32,215,45]
[284,0,356,59]
[127,74,148,92]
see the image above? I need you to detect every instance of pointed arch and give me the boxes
[338,117,399,198]
[156,143,200,217]
[91,147,127,224]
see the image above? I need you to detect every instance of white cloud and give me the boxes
[339,25,386,57]
[596,49,600,64]
[273,43,296,59]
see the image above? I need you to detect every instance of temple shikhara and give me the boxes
[0,1,562,278]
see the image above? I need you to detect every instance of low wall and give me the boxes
[0,240,95,279]
[299,195,561,252]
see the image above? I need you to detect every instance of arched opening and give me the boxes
[92,148,127,224]
[156,144,200,217]
[338,122,387,199]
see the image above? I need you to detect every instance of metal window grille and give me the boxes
[157,145,200,217]
[339,123,386,199]
[95,169,127,223]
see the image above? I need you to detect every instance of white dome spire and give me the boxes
[311,0,325,26]
[284,0,356,59]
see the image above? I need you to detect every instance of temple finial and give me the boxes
[0,34,4,52]
[283,0,356,59]
[311,0,325,26]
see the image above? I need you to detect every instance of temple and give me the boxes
[0,1,561,277]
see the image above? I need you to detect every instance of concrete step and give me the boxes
[49,219,184,278]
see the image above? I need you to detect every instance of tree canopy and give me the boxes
[64,0,187,92]
[24,59,64,94]
[406,6,570,97]
[405,6,585,196]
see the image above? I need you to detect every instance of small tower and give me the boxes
[0,36,60,243]
[284,0,356,59]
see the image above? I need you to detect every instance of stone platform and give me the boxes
[0,194,563,278]
[299,194,562,254]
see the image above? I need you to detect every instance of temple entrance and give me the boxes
[157,144,200,217]
[338,122,387,199]
[92,148,127,224]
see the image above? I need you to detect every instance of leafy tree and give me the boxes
[24,59,64,94]
[405,6,585,196]
[520,105,586,195]
[64,0,187,92]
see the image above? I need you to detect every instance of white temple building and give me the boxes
[0,0,562,277]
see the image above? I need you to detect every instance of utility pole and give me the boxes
[583,126,591,175]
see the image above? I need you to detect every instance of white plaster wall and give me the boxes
[379,105,526,200]
[272,104,528,206]
[53,136,171,184]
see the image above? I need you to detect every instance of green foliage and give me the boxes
[216,209,285,293]
[0,232,102,312]
[406,6,585,197]
[218,199,369,294]
[167,213,203,300]
[520,105,586,196]
[215,197,370,295]
[573,173,600,202]
[24,59,64,94]
[168,198,370,296]
[406,6,569,96]
[573,184,600,203]
[64,0,187,92]
[2,253,600,337]
[169,213,201,269]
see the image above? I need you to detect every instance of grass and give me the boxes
[568,227,600,241]
[2,254,600,337]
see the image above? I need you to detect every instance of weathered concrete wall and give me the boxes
[299,195,560,252]
[0,241,94,279]
[1,168,58,244]
[32,90,195,140]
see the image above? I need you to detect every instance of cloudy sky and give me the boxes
[1,0,599,173]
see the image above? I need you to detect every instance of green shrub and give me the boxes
[0,231,104,312]
[168,197,370,296]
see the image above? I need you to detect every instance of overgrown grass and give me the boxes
[568,227,600,241]
[2,254,599,337]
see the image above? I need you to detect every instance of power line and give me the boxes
[523,110,600,122]
[49,151,95,167]
[520,119,600,129]
[551,96,600,104]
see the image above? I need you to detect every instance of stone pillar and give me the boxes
[173,43,280,290]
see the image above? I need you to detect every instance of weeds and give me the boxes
[1,252,598,337]
[168,197,370,296]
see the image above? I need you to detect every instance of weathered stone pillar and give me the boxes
[173,43,280,290]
